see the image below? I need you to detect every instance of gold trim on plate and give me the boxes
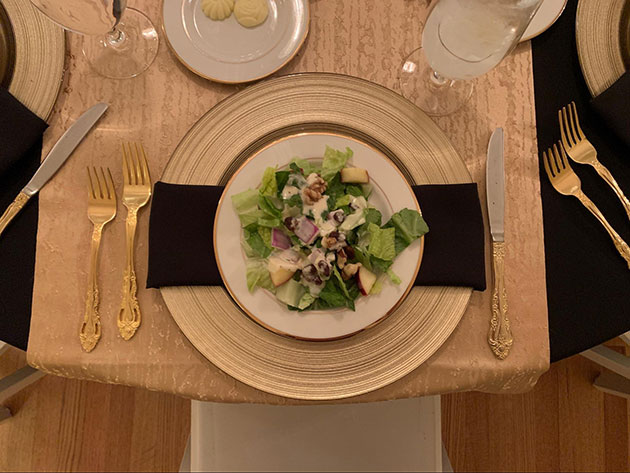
[160,73,472,401]
[160,0,310,84]
[213,131,425,342]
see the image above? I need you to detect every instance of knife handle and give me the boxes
[488,241,513,360]
[0,192,30,237]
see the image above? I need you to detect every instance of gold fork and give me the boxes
[118,143,152,340]
[559,102,630,221]
[543,143,630,269]
[81,167,117,352]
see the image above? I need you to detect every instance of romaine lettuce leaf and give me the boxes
[258,195,282,219]
[246,259,275,293]
[275,171,290,194]
[367,223,396,261]
[231,188,259,213]
[318,280,348,308]
[259,167,277,197]
[297,292,316,310]
[384,208,429,254]
[257,217,281,228]
[245,228,271,258]
[257,226,272,248]
[321,146,353,181]
[238,209,266,228]
[333,194,353,209]
[290,158,319,176]
[386,268,401,285]
[332,266,351,300]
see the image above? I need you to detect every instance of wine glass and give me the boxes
[30,0,158,79]
[399,0,543,116]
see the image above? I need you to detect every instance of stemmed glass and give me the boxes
[400,0,543,116]
[29,0,159,79]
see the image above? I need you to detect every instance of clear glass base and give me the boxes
[82,8,159,79]
[399,47,473,116]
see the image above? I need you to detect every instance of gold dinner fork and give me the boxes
[543,143,630,269]
[81,167,117,352]
[118,143,152,340]
[559,102,630,221]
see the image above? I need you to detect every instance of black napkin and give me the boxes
[590,72,630,150]
[147,181,486,291]
[0,88,48,350]
[532,0,630,362]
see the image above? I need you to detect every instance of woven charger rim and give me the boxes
[160,73,473,401]
[2,0,64,120]
[576,0,629,97]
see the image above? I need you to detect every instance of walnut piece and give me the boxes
[302,174,327,205]
[322,231,346,250]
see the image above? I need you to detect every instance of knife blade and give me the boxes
[0,103,108,237]
[487,127,505,242]
[486,127,513,360]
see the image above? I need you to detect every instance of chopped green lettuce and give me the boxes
[363,208,382,226]
[290,158,319,176]
[384,208,429,254]
[369,275,386,295]
[367,223,396,261]
[276,279,305,308]
[285,194,303,209]
[246,259,275,293]
[345,185,363,197]
[257,217,281,228]
[259,167,278,196]
[231,189,259,213]
[275,171,290,194]
[238,209,266,228]
[318,279,348,309]
[297,292,316,310]
[244,225,271,258]
[258,195,282,219]
[321,146,353,181]
[332,266,351,300]
[386,268,401,285]
[353,247,372,270]
[333,194,353,209]
[257,226,272,248]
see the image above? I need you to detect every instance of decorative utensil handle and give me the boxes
[118,208,141,340]
[0,192,30,237]
[80,226,103,352]
[488,241,513,359]
[593,161,630,222]
[577,191,630,269]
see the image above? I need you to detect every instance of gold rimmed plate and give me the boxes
[576,0,630,97]
[162,0,309,84]
[1,0,65,120]
[214,132,424,341]
[160,73,472,400]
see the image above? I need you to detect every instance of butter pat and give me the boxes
[234,0,268,28]
[201,0,235,21]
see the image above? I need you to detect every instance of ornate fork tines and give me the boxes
[542,143,630,269]
[118,142,152,341]
[81,166,116,352]
[558,102,630,221]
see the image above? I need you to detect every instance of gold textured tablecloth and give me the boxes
[27,0,549,404]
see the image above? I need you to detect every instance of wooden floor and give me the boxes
[1,346,628,472]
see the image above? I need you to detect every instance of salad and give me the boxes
[231,146,429,311]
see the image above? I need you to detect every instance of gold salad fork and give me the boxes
[81,167,116,352]
[559,102,630,220]
[543,143,630,269]
[118,143,152,340]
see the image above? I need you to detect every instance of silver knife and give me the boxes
[0,103,108,237]
[486,127,513,360]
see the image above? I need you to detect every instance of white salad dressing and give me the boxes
[281,185,299,200]
[302,194,329,221]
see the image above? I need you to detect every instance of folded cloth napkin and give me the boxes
[590,72,630,150]
[0,88,48,350]
[147,181,486,291]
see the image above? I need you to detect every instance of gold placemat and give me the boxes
[576,0,629,97]
[160,73,473,401]
[2,0,64,120]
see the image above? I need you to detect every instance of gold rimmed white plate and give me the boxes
[576,0,630,97]
[162,0,309,84]
[214,132,424,341]
[160,73,472,400]
[1,0,64,120]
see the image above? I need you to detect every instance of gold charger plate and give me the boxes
[1,0,64,120]
[576,0,630,97]
[160,73,472,401]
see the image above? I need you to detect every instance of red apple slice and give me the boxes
[269,267,296,287]
[340,167,369,184]
[356,265,377,296]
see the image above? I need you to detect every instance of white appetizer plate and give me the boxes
[162,0,309,83]
[214,133,424,340]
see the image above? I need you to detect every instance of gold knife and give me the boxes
[0,103,108,237]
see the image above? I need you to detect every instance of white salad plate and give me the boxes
[214,133,423,341]
[162,0,309,83]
